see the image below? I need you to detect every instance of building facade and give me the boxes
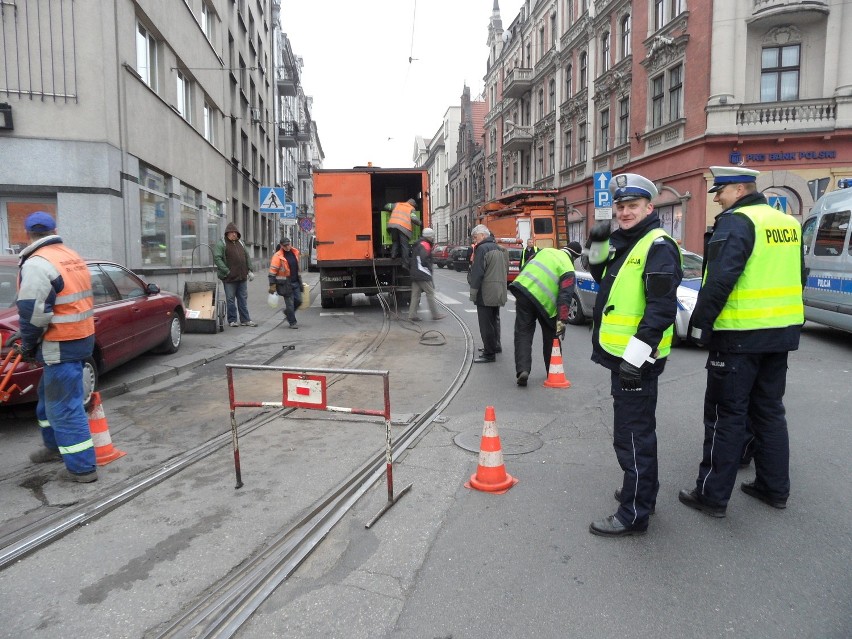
[477,0,852,254]
[416,106,461,245]
[0,0,321,291]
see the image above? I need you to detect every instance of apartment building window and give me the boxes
[654,0,664,31]
[538,89,545,119]
[176,71,192,122]
[670,0,683,19]
[579,52,587,89]
[537,145,544,179]
[620,15,631,58]
[548,140,555,175]
[550,14,557,48]
[563,129,573,167]
[655,0,682,31]
[136,22,158,90]
[538,27,545,60]
[549,79,555,112]
[761,44,800,102]
[566,0,574,25]
[601,32,610,72]
[241,132,249,168]
[525,42,531,67]
[618,97,630,145]
[203,102,215,144]
[139,164,169,266]
[201,2,214,41]
[581,0,588,12]
[600,108,610,153]
[669,64,683,120]
[565,64,573,98]
[578,122,587,162]
[651,74,664,128]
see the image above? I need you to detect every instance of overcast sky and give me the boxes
[278,0,496,169]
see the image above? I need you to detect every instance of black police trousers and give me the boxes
[513,294,556,375]
[611,371,659,528]
[695,351,790,506]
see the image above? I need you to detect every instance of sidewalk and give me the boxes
[99,271,319,400]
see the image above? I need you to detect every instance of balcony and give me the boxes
[503,67,533,100]
[502,124,534,152]
[296,121,311,142]
[276,67,297,97]
[297,161,312,179]
[736,98,836,133]
[750,0,828,25]
[278,120,299,147]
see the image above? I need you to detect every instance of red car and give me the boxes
[0,257,185,406]
[430,244,456,268]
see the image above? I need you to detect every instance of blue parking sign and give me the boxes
[595,190,611,207]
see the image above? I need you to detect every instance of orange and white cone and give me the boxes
[543,338,571,388]
[87,392,126,466]
[465,406,518,494]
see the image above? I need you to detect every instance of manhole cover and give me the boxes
[453,428,543,455]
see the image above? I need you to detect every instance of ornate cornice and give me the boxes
[641,33,689,73]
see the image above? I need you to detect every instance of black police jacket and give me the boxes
[589,212,683,374]
[690,192,804,353]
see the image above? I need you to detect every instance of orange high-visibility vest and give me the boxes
[388,202,415,233]
[33,244,95,341]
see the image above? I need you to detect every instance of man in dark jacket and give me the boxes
[468,224,509,363]
[585,173,683,537]
[679,166,804,518]
[510,247,575,386]
[214,222,256,327]
[408,228,445,322]
[520,238,539,270]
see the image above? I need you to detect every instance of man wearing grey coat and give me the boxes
[468,224,509,363]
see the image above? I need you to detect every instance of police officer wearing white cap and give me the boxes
[585,173,683,537]
[678,167,804,518]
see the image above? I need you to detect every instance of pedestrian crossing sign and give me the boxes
[283,373,327,410]
[259,187,287,213]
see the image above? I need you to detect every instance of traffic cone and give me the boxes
[87,392,126,466]
[465,406,518,494]
[543,338,571,388]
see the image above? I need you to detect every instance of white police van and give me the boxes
[801,178,852,333]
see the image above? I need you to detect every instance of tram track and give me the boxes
[0,301,395,570]
[153,308,473,638]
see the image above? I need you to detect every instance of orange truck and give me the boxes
[478,189,569,249]
[313,167,430,308]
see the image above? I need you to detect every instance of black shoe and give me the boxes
[473,356,496,363]
[589,514,647,537]
[740,481,787,509]
[614,489,655,515]
[678,489,726,518]
[516,371,529,387]
[479,347,502,354]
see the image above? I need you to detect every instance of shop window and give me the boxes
[139,164,170,266]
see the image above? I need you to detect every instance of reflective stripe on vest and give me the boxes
[58,437,94,455]
[268,250,291,281]
[388,202,415,232]
[599,229,678,358]
[711,203,804,330]
[513,248,574,317]
[34,244,95,341]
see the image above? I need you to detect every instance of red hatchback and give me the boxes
[0,257,185,406]
[430,244,456,268]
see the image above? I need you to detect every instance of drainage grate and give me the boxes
[453,428,543,455]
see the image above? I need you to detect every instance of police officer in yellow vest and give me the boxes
[509,246,576,387]
[585,174,683,537]
[679,166,804,518]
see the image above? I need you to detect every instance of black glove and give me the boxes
[4,330,21,347]
[12,342,36,363]
[618,359,643,391]
[589,221,612,243]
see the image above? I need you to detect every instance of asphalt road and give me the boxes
[0,267,850,638]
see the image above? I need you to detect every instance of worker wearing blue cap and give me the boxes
[585,173,683,537]
[10,212,98,482]
[679,166,804,518]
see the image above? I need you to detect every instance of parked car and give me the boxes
[506,247,523,283]
[449,246,472,272]
[568,248,703,346]
[431,244,455,268]
[0,257,185,406]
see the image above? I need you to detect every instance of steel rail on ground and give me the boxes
[153,305,473,639]
[0,304,394,570]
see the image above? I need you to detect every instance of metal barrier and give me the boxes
[225,364,412,527]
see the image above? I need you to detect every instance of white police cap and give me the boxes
[708,166,760,193]
[609,173,658,203]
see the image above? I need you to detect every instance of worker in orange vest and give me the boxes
[383,198,422,263]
